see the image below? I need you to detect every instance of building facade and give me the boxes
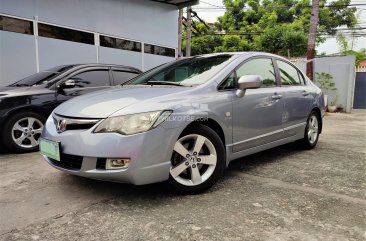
[0,0,195,86]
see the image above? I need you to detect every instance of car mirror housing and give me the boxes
[236,75,263,98]
[59,79,76,89]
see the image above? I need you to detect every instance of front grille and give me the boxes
[66,123,97,130]
[49,153,83,170]
[53,114,101,132]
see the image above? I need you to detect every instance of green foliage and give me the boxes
[314,72,337,95]
[185,0,357,57]
[342,49,366,66]
[215,35,252,52]
[335,32,366,65]
[315,72,338,105]
[336,33,349,53]
[258,25,307,56]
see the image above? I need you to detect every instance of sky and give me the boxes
[190,0,366,54]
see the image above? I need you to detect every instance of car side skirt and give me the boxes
[227,130,304,163]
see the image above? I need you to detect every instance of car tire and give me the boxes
[167,124,226,194]
[2,111,46,153]
[298,111,320,149]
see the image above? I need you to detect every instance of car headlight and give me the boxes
[94,110,172,135]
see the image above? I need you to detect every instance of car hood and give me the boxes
[54,85,193,118]
[0,86,52,97]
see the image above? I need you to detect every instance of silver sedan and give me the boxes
[40,52,325,194]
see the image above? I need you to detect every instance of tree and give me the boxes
[343,49,366,66]
[336,29,366,66]
[306,0,319,80]
[183,0,357,57]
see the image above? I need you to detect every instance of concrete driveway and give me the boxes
[1,112,365,241]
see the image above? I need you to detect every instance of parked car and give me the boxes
[40,52,325,194]
[0,64,141,152]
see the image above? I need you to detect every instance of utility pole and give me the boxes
[186,6,192,57]
[306,0,320,80]
[178,8,183,57]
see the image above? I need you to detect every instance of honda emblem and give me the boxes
[56,119,67,133]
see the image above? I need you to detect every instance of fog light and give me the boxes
[106,158,130,170]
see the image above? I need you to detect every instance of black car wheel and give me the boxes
[298,111,320,149]
[2,111,45,153]
[167,124,226,194]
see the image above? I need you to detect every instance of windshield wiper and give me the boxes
[13,84,30,87]
[146,81,187,87]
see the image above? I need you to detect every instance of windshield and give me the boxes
[125,55,235,87]
[9,65,75,87]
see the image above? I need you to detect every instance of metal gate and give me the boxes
[353,72,366,109]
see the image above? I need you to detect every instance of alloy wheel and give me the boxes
[11,117,44,149]
[170,134,217,186]
[307,115,319,144]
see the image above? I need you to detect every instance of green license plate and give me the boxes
[39,138,61,161]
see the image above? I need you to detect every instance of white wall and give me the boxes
[314,56,356,113]
[289,56,356,113]
[143,54,175,71]
[0,0,178,86]
[99,47,142,70]
[0,0,178,48]
[0,31,38,85]
[38,37,98,71]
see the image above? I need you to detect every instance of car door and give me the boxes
[276,59,313,137]
[111,68,140,85]
[231,57,285,152]
[56,67,112,103]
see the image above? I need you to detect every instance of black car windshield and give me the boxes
[125,54,235,86]
[9,65,75,87]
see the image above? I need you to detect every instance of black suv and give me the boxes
[0,64,141,152]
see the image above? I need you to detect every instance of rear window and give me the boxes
[10,71,60,87]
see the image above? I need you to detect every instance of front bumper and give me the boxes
[41,116,182,185]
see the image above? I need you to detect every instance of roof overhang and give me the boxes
[149,0,199,8]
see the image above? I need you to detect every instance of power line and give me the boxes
[199,0,223,8]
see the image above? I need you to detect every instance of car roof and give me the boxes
[49,63,142,73]
[195,52,289,61]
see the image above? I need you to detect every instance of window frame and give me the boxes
[37,22,95,45]
[0,15,34,35]
[100,35,142,53]
[275,58,307,87]
[218,56,280,92]
[144,43,176,57]
[58,67,112,88]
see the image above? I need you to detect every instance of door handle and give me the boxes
[302,90,310,96]
[271,94,282,100]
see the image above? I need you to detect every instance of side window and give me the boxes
[69,70,110,88]
[112,70,139,85]
[219,72,236,90]
[277,60,303,86]
[236,58,277,87]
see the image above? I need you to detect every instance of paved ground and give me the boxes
[0,112,365,241]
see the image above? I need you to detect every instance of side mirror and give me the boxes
[236,75,262,97]
[59,79,76,89]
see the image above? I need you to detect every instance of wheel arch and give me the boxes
[182,118,226,147]
[0,106,50,134]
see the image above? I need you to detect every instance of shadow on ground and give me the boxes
[0,148,8,154]
[56,142,304,200]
